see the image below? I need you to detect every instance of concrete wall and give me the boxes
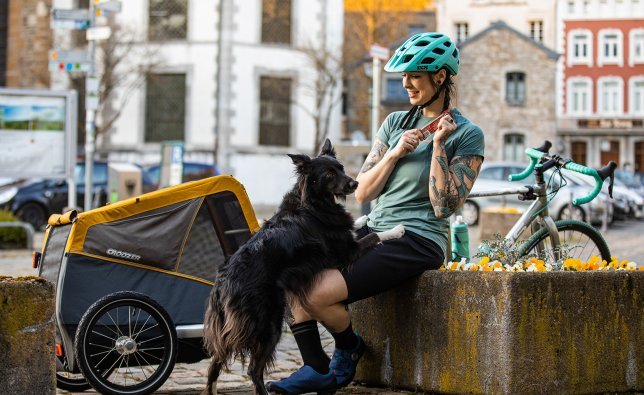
[0,277,55,394]
[352,271,642,394]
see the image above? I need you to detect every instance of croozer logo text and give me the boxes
[106,249,142,261]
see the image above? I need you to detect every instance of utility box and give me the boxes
[108,163,142,203]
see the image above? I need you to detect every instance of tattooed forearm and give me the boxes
[429,151,483,218]
[360,140,388,173]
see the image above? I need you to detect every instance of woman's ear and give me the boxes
[434,69,447,86]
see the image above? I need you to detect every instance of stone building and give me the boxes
[457,21,559,162]
[0,0,52,88]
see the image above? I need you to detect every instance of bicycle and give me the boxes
[462,140,617,264]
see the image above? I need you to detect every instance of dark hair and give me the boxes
[399,68,456,129]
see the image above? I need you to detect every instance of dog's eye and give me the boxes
[325,171,335,178]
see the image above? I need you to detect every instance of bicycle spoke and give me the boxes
[138,334,164,345]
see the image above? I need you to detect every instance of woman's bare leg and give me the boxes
[290,269,350,332]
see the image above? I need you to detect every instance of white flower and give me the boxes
[526,264,538,272]
[627,262,637,270]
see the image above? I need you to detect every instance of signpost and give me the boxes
[49,1,121,212]
[369,44,389,142]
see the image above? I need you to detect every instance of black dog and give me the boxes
[202,139,404,394]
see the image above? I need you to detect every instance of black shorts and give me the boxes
[341,225,444,304]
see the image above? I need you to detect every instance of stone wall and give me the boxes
[457,24,558,162]
[5,0,52,88]
[352,271,642,394]
[0,276,55,394]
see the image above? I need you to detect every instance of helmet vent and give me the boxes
[415,40,429,47]
[402,54,414,63]
[429,33,442,38]
[432,47,446,55]
[452,49,458,58]
[421,57,436,64]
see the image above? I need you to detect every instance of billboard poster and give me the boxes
[0,89,77,179]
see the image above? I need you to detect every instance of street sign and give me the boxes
[370,44,390,60]
[86,26,112,41]
[49,50,92,72]
[51,8,91,30]
[95,0,122,12]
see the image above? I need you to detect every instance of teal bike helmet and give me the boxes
[384,32,460,76]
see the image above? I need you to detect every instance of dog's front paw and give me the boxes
[353,215,368,230]
[377,224,405,241]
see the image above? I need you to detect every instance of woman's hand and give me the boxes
[433,113,458,143]
[391,129,424,159]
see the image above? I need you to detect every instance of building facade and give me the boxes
[556,0,644,171]
[50,0,344,207]
[435,0,557,49]
[458,22,559,162]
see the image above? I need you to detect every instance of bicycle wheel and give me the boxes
[519,219,611,263]
[74,291,177,395]
[56,371,91,391]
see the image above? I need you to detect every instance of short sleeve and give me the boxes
[455,125,485,159]
[376,112,403,147]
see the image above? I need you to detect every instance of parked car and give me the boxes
[0,162,114,230]
[142,162,220,193]
[611,178,644,219]
[463,162,612,226]
[614,170,644,198]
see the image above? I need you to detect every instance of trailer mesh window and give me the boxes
[177,203,224,282]
[39,224,73,289]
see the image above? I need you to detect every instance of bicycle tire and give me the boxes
[519,219,611,263]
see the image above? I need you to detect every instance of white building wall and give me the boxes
[222,0,344,207]
[435,0,557,50]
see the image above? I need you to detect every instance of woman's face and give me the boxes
[402,72,436,106]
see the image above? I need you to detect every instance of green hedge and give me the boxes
[0,210,28,249]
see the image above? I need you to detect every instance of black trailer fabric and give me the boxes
[83,198,202,270]
[60,254,211,326]
[177,203,224,282]
[39,224,73,289]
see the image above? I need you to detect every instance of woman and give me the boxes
[267,32,484,394]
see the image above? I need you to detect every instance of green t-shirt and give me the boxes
[366,108,485,256]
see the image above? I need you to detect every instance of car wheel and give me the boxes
[558,205,586,222]
[461,200,479,226]
[18,202,47,230]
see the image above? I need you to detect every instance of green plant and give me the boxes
[475,234,532,264]
[0,209,27,249]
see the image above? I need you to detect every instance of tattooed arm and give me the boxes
[428,144,483,218]
[355,128,424,203]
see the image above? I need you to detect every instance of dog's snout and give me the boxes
[349,180,358,190]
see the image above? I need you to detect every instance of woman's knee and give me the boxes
[303,270,348,316]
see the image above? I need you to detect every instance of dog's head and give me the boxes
[288,139,358,205]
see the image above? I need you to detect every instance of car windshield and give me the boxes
[75,163,108,185]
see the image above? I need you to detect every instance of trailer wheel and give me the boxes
[56,371,91,392]
[74,291,177,395]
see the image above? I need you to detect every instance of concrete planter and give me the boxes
[352,271,642,394]
[0,276,55,394]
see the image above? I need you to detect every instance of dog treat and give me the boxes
[420,110,452,140]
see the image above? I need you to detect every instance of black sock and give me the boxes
[290,320,330,374]
[331,322,358,350]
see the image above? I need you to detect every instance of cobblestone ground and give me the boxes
[2,217,642,394]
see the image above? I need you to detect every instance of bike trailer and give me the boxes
[36,175,259,394]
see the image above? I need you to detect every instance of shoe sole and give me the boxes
[268,388,337,395]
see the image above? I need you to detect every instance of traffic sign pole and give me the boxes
[84,0,97,212]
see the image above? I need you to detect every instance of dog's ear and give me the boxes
[288,154,312,174]
[319,138,336,158]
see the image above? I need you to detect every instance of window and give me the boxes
[567,77,592,115]
[630,77,644,115]
[148,0,188,41]
[568,29,593,66]
[506,72,526,105]
[629,29,644,66]
[385,78,408,102]
[145,73,186,142]
[571,141,588,166]
[407,24,425,37]
[529,20,543,43]
[455,22,468,44]
[597,77,623,115]
[259,76,291,146]
[567,1,575,14]
[503,133,525,162]
[598,29,623,66]
[261,0,291,44]
[479,167,505,181]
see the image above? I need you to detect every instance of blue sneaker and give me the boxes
[329,335,365,387]
[266,365,337,395]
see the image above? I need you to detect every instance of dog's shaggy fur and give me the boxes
[202,140,403,394]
